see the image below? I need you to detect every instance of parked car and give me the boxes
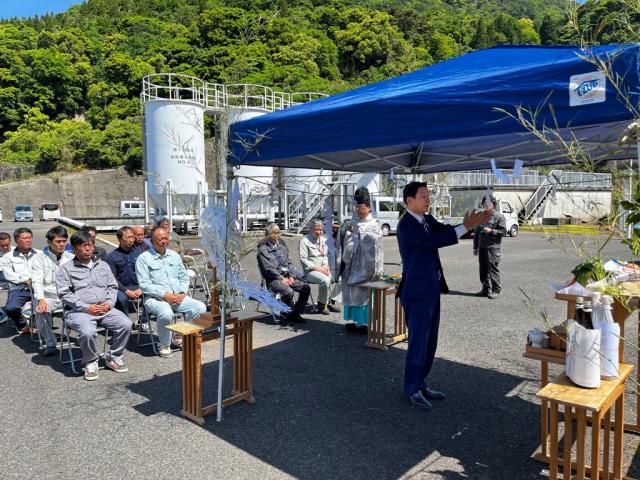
[39,203,61,221]
[372,196,404,236]
[120,200,145,217]
[14,205,34,222]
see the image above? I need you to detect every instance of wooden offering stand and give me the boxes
[538,364,634,480]
[167,310,262,426]
[554,290,640,433]
[525,285,640,474]
[361,281,407,350]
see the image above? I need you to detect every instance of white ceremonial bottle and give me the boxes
[594,295,620,380]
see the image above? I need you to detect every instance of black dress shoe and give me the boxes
[408,391,433,410]
[475,290,489,297]
[420,385,446,400]
[289,312,306,323]
[345,322,357,332]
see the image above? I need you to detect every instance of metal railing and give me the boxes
[141,74,328,114]
[444,170,612,189]
[523,170,562,220]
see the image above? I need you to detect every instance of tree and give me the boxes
[471,17,491,49]
[429,32,460,63]
[539,14,559,45]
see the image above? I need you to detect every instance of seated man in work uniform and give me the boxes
[106,226,144,320]
[257,222,310,324]
[56,230,132,381]
[136,227,206,358]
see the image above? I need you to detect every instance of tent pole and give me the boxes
[216,110,230,422]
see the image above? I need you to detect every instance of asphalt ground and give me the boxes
[2,221,640,479]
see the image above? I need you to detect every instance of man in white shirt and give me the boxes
[0,228,40,334]
[31,226,74,355]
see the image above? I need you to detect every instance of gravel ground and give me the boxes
[1,227,639,479]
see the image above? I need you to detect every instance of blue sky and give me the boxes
[0,1,84,20]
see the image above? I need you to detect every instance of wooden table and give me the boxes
[555,292,640,433]
[166,311,262,425]
[361,281,407,350]
[537,364,634,480]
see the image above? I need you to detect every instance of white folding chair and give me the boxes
[182,249,212,304]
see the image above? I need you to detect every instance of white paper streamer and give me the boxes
[490,158,510,183]
[512,159,523,178]
[200,203,290,314]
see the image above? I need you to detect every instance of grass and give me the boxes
[520,223,604,236]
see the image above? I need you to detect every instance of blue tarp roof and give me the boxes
[229,45,640,173]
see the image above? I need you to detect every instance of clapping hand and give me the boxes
[463,207,493,231]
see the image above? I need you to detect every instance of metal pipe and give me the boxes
[144,179,150,224]
[217,166,233,422]
[166,179,173,231]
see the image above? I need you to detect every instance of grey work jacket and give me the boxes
[473,211,507,250]
[55,258,118,313]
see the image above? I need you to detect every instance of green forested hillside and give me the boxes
[0,0,632,176]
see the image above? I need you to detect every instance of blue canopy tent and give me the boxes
[229,45,640,173]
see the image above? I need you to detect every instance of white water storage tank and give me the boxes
[229,107,275,229]
[144,100,207,214]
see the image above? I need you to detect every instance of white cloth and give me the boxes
[342,215,383,306]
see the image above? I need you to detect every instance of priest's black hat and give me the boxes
[354,186,370,206]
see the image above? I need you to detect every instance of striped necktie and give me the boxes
[420,215,428,232]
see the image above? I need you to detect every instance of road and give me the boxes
[1,228,639,479]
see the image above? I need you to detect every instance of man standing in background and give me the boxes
[473,194,507,299]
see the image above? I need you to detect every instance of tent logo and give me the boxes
[569,71,606,107]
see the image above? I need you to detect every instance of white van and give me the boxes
[372,196,404,236]
[39,203,60,221]
[441,199,519,237]
[498,200,519,237]
[120,200,145,217]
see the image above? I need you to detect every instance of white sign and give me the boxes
[569,71,606,106]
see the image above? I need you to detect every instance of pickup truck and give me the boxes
[441,200,519,237]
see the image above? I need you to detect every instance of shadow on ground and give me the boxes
[128,318,544,480]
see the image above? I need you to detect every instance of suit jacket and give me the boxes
[396,213,459,302]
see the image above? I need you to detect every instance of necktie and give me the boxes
[420,215,428,232]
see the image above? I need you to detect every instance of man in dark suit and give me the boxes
[397,181,492,410]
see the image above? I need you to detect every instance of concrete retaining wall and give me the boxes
[0,168,144,218]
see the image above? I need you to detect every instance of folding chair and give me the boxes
[182,249,212,304]
[58,311,111,374]
[25,285,64,349]
[137,295,185,355]
[256,278,283,323]
[0,283,9,328]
